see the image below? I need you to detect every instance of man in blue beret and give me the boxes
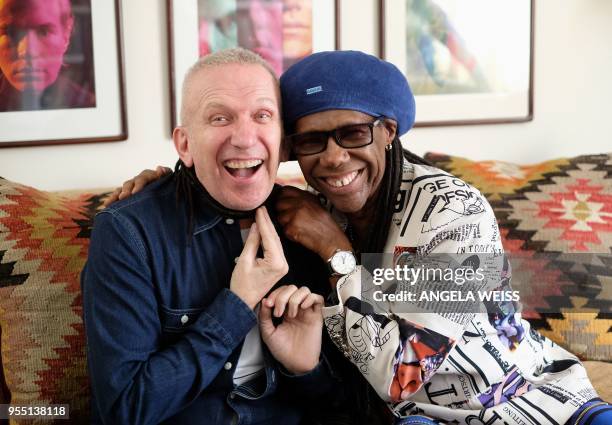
[275,49,605,425]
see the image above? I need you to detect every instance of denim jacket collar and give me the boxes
[191,183,285,236]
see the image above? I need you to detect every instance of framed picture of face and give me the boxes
[168,0,340,130]
[380,0,534,126]
[0,0,126,147]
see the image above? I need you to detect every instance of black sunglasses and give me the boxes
[286,118,385,156]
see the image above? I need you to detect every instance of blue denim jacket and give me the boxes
[82,175,334,425]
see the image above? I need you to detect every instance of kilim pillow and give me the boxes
[0,177,110,424]
[424,152,612,362]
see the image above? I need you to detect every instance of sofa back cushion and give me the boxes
[0,177,111,423]
[424,152,612,362]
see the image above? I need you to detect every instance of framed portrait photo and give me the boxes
[0,0,127,147]
[168,0,340,129]
[380,0,534,126]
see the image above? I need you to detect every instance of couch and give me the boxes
[1,152,610,424]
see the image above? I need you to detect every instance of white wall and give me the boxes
[1,0,611,191]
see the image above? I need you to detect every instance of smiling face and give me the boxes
[0,0,72,93]
[174,63,281,211]
[295,110,396,214]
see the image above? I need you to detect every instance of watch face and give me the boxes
[331,251,357,275]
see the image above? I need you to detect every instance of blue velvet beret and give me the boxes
[280,50,416,136]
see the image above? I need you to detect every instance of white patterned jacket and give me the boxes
[322,160,598,424]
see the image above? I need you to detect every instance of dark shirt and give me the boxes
[0,73,95,112]
[81,174,333,425]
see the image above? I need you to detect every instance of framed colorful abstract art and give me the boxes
[167,0,340,129]
[380,0,534,126]
[0,0,127,147]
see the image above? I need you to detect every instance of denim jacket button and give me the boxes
[224,361,233,370]
[225,218,235,225]
[180,314,189,325]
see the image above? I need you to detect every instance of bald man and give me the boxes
[81,48,334,425]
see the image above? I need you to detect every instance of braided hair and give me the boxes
[360,137,431,254]
[174,159,197,241]
[343,139,431,425]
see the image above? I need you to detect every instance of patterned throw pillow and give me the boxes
[0,177,111,424]
[424,153,612,362]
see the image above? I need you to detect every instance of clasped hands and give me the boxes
[231,206,325,375]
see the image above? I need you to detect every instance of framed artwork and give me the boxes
[168,0,340,129]
[380,0,534,126]
[0,0,127,147]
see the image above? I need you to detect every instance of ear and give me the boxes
[63,16,74,50]
[173,126,194,167]
[382,119,398,142]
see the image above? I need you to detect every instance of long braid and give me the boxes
[348,140,431,424]
[174,159,196,242]
[365,137,431,253]
[403,147,432,168]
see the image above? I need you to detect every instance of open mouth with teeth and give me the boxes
[224,159,264,178]
[323,170,361,188]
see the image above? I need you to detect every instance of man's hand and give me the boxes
[103,166,172,207]
[230,207,289,310]
[259,285,324,374]
[275,186,352,261]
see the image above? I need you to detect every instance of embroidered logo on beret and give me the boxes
[306,86,322,95]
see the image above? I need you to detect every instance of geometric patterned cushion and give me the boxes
[0,177,110,423]
[424,152,612,362]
